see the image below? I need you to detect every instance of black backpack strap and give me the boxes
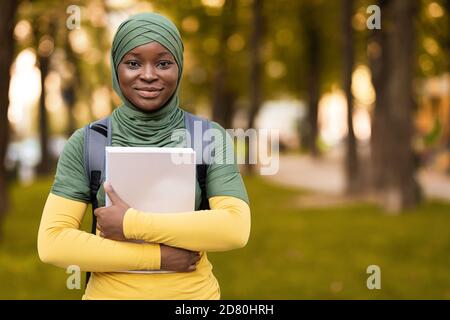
[83,116,112,226]
[83,115,111,286]
[184,111,212,210]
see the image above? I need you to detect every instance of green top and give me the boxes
[50,113,249,209]
[51,12,248,209]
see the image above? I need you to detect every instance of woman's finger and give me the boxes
[187,264,196,272]
[93,208,101,216]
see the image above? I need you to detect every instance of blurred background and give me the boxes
[0,0,449,299]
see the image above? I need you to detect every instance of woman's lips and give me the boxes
[135,88,163,99]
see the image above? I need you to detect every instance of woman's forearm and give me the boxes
[123,196,251,252]
[38,193,161,272]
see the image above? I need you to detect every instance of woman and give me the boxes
[37,12,251,300]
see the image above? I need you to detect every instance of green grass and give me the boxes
[0,175,449,299]
[208,175,450,299]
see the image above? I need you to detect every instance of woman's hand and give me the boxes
[160,244,201,272]
[94,182,130,241]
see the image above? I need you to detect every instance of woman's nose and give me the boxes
[140,64,157,81]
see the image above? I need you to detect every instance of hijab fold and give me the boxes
[110,13,185,147]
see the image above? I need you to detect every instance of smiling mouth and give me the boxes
[135,88,163,99]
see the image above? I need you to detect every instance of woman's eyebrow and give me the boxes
[125,52,142,59]
[157,51,173,58]
[124,51,172,59]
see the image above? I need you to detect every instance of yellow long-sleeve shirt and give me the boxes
[38,193,250,300]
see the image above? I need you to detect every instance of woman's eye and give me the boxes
[126,61,140,69]
[157,61,173,69]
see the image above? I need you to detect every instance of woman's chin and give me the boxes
[131,95,173,112]
[133,101,165,112]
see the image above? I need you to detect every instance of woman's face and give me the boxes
[118,42,179,112]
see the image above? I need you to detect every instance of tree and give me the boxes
[34,13,57,175]
[0,0,20,238]
[371,0,421,212]
[369,0,390,193]
[61,32,78,137]
[387,0,421,210]
[247,0,264,130]
[342,0,360,194]
[443,0,450,174]
[299,2,321,157]
[212,0,237,129]
[245,0,264,173]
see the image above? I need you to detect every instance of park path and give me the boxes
[263,153,450,202]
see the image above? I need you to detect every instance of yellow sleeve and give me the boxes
[123,196,251,252]
[37,193,161,272]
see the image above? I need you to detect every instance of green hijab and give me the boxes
[51,13,249,210]
[110,12,185,147]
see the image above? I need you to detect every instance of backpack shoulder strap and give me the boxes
[83,116,112,225]
[184,111,212,210]
[83,115,111,287]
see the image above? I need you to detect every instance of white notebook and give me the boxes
[104,146,196,273]
[105,146,196,212]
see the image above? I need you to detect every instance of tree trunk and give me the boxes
[444,0,450,174]
[0,0,20,238]
[212,60,236,129]
[63,31,79,137]
[35,18,57,175]
[247,0,263,130]
[383,0,420,212]
[246,0,264,174]
[342,0,360,194]
[369,0,390,192]
[301,3,320,157]
[306,45,320,157]
[212,0,237,129]
[62,85,77,137]
[36,53,51,174]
